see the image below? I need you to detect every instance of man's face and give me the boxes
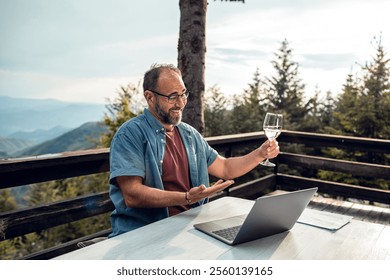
[154,95,183,126]
[148,70,187,126]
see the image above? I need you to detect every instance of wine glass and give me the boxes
[260,112,283,167]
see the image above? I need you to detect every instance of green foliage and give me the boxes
[357,37,390,139]
[204,68,268,136]
[319,36,390,190]
[300,89,336,133]
[204,85,232,136]
[333,36,390,140]
[0,173,111,259]
[332,73,360,135]
[0,189,17,212]
[100,82,145,148]
[204,37,389,193]
[334,36,390,140]
[231,68,267,133]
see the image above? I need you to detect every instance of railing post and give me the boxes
[224,145,232,158]
[274,156,279,175]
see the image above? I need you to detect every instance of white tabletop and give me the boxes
[54,196,390,260]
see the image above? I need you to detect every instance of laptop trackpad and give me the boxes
[209,215,246,230]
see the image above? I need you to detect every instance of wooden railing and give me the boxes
[1,130,389,259]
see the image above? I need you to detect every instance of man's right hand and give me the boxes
[187,179,234,204]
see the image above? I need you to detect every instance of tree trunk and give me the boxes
[178,0,207,134]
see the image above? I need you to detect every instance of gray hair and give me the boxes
[143,63,181,92]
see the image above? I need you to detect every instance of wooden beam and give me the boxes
[278,130,390,153]
[276,174,390,205]
[0,149,109,188]
[0,191,114,240]
[228,174,276,199]
[23,228,112,260]
[278,152,390,179]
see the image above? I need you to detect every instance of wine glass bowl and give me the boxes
[260,112,283,167]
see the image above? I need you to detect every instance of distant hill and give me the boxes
[0,126,72,158]
[0,136,34,158]
[9,126,71,145]
[0,95,106,136]
[14,122,108,157]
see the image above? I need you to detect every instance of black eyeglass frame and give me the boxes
[148,89,189,104]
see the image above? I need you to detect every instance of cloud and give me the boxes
[0,69,134,104]
[0,0,179,77]
[40,76,133,104]
[301,53,358,70]
[208,47,269,65]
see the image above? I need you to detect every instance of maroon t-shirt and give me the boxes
[162,127,191,216]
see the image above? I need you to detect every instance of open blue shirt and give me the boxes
[108,108,218,237]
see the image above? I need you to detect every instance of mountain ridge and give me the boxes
[0,95,106,136]
[13,121,108,157]
[0,136,34,158]
[9,125,71,144]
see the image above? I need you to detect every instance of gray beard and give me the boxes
[155,100,182,126]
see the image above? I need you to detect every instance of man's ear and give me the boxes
[144,91,154,103]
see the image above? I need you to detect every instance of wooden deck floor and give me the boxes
[308,194,390,226]
[266,190,390,226]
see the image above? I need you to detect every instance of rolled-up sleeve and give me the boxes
[109,129,145,184]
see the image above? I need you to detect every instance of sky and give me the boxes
[0,0,389,104]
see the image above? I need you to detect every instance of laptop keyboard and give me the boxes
[212,225,241,241]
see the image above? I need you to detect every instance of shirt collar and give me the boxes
[144,108,167,135]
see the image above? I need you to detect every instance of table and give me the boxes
[53,197,390,260]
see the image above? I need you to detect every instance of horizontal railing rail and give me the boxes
[278,152,390,179]
[276,174,390,205]
[278,130,390,152]
[1,191,114,240]
[0,149,110,189]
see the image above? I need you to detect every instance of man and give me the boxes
[108,63,280,237]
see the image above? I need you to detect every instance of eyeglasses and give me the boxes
[148,89,189,104]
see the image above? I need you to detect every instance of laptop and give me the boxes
[193,187,318,245]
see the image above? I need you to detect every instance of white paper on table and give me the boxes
[297,208,353,231]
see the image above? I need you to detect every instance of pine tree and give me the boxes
[204,85,231,136]
[333,36,390,141]
[299,87,333,133]
[333,72,360,135]
[230,68,267,133]
[356,36,390,140]
[321,36,390,191]
[243,68,267,133]
[266,39,307,130]
[320,91,336,133]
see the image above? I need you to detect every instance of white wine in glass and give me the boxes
[260,112,283,167]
